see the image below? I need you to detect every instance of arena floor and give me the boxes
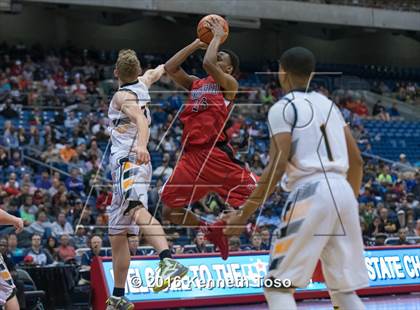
[190,293,420,310]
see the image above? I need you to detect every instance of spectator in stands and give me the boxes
[51,212,74,238]
[372,100,384,116]
[377,165,393,184]
[128,236,142,256]
[19,194,37,226]
[367,216,382,237]
[57,234,76,262]
[260,228,271,250]
[45,236,59,261]
[228,236,241,252]
[0,237,13,266]
[0,147,8,169]
[388,102,400,119]
[35,171,52,190]
[248,233,263,251]
[393,153,412,173]
[193,231,208,253]
[257,207,280,228]
[25,210,52,236]
[7,233,24,264]
[81,235,106,271]
[48,177,61,197]
[152,153,173,181]
[64,111,79,133]
[65,167,85,197]
[0,98,19,119]
[377,106,390,121]
[374,233,387,246]
[73,225,88,248]
[24,233,54,266]
[59,141,77,163]
[396,228,412,245]
[379,207,399,234]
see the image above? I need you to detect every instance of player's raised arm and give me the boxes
[164,40,204,90]
[344,126,364,197]
[203,17,238,100]
[114,91,150,165]
[139,64,165,89]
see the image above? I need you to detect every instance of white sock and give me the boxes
[330,291,365,310]
[264,289,297,310]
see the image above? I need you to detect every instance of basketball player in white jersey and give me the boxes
[0,209,23,310]
[224,47,369,309]
[106,49,187,310]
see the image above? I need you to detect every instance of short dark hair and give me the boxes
[221,49,240,75]
[279,47,316,78]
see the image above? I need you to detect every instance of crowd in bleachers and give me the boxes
[291,0,420,12]
[0,43,419,276]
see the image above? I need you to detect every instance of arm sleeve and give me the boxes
[267,101,293,136]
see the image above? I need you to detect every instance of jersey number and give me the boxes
[320,124,334,161]
[192,97,208,112]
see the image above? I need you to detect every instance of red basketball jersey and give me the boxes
[180,76,232,148]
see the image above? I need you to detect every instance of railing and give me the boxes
[362,151,418,172]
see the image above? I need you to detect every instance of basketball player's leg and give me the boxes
[264,181,336,309]
[264,288,296,310]
[109,233,130,298]
[161,152,209,227]
[161,150,232,259]
[132,203,171,254]
[5,293,19,310]
[107,196,136,309]
[320,179,368,309]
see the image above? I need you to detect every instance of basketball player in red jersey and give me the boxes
[162,17,257,260]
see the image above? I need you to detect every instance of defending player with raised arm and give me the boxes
[162,17,257,260]
[106,50,188,310]
[224,47,368,310]
[0,210,23,310]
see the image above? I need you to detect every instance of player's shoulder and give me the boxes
[112,88,138,107]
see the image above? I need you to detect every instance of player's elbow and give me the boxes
[164,63,176,74]
[202,58,214,71]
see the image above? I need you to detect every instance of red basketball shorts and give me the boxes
[161,143,257,209]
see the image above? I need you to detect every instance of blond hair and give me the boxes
[116,49,141,82]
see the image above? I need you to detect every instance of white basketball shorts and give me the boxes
[267,175,369,292]
[108,152,152,236]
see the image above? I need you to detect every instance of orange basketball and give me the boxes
[197,14,229,44]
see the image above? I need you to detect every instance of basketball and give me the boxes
[197,14,229,44]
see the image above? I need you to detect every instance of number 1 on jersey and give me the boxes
[320,124,334,161]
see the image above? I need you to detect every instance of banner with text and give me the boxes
[101,247,420,302]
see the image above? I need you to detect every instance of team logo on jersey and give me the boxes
[190,83,220,100]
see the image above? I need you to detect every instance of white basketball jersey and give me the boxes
[267,90,348,192]
[108,79,152,156]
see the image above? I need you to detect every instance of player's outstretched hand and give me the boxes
[222,209,248,237]
[205,17,226,38]
[135,145,150,165]
[13,217,24,234]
